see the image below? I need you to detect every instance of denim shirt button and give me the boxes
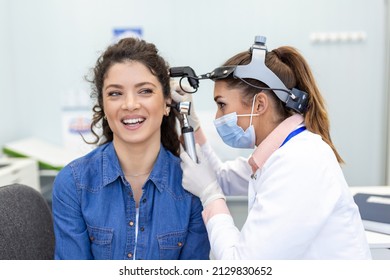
[142,198,147,203]
[127,252,133,258]
[89,236,95,241]
[129,221,134,226]
[177,242,183,247]
[140,226,144,232]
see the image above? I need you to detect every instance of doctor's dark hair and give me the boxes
[86,37,180,157]
[221,46,343,164]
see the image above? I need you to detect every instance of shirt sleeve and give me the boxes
[201,142,252,196]
[52,166,93,259]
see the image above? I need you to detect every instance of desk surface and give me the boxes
[350,186,390,248]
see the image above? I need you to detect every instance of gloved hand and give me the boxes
[180,144,225,207]
[170,80,201,131]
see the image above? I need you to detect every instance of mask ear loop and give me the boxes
[249,93,258,126]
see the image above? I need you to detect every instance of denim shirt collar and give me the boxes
[101,142,170,193]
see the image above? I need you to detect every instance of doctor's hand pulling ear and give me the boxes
[172,36,371,260]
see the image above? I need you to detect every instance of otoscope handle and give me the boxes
[182,126,198,163]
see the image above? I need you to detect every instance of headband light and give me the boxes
[169,35,309,114]
[202,36,308,113]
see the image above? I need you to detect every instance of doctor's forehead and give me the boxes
[214,81,242,100]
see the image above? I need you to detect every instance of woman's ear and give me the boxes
[165,97,172,116]
[254,91,268,115]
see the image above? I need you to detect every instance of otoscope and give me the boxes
[169,101,198,162]
[169,67,200,162]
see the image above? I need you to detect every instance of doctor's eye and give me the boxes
[216,101,226,109]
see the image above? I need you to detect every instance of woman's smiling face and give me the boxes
[103,61,169,147]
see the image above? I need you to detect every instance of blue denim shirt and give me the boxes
[52,142,210,260]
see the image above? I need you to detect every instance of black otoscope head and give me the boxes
[169,66,199,90]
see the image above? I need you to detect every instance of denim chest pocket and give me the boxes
[157,230,187,260]
[87,225,114,260]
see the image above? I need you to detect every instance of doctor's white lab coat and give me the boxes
[201,130,372,259]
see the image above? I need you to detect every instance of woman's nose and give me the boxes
[122,94,140,111]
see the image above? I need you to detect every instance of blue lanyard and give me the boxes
[280,126,306,147]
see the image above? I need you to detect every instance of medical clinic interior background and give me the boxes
[0,2,389,196]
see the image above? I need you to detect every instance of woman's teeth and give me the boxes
[123,118,145,125]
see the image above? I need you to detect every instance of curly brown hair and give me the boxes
[85,37,180,156]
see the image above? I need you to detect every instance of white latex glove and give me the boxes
[170,80,201,131]
[180,144,225,207]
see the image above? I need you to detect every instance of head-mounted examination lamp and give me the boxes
[169,35,309,114]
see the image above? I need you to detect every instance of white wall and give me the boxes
[0,0,387,186]
[386,0,390,185]
[0,0,15,145]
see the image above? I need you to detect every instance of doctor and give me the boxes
[173,36,371,259]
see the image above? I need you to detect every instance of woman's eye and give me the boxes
[108,91,121,97]
[139,88,154,95]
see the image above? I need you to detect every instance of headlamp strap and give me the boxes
[234,36,308,114]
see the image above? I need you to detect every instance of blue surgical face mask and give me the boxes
[213,94,259,149]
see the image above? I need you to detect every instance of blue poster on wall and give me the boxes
[112,27,143,43]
